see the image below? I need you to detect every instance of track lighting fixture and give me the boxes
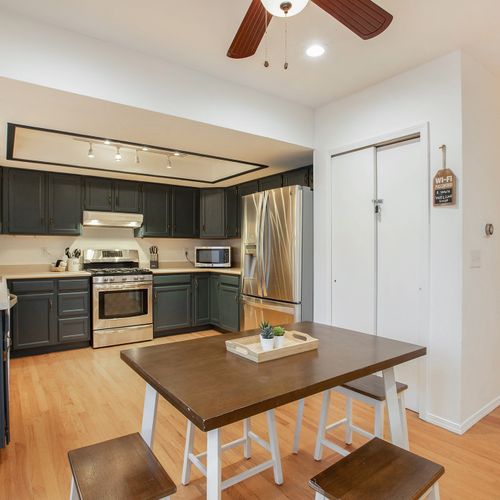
[166,155,173,169]
[87,142,95,159]
[114,146,122,162]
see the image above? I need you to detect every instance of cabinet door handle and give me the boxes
[195,279,198,288]
[154,291,158,302]
[202,224,206,232]
[108,195,112,205]
[49,299,52,310]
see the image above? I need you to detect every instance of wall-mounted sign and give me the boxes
[433,145,457,206]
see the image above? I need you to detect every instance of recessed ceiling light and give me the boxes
[141,146,149,151]
[306,44,325,58]
[104,139,111,145]
[114,146,122,162]
[87,142,95,159]
[173,152,181,156]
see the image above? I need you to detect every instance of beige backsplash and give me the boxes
[0,227,241,266]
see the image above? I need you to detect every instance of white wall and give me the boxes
[460,53,500,426]
[314,52,464,427]
[0,9,313,148]
[0,229,241,267]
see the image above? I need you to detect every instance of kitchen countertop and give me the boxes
[0,263,241,280]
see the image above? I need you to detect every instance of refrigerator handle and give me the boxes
[260,192,269,296]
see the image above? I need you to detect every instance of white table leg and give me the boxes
[206,428,222,500]
[243,418,252,459]
[382,368,406,448]
[266,409,284,485]
[141,383,159,447]
[398,392,410,449]
[292,398,305,454]
[314,390,331,460]
[374,401,384,438]
[344,396,353,444]
[182,420,195,485]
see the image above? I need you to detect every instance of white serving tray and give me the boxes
[225,330,319,363]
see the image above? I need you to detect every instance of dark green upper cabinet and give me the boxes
[3,168,46,234]
[139,183,171,237]
[48,173,82,235]
[171,186,199,238]
[258,174,283,192]
[238,181,259,199]
[283,166,310,187]
[200,188,225,238]
[225,186,239,238]
[84,177,113,211]
[114,180,141,213]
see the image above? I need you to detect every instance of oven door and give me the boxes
[93,282,152,330]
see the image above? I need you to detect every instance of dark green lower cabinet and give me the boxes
[194,275,210,325]
[10,278,90,354]
[153,273,240,335]
[154,284,192,334]
[209,275,220,325]
[219,284,240,332]
[12,292,57,349]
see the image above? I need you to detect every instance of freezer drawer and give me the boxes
[240,295,301,332]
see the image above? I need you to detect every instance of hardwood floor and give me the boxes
[1,331,499,499]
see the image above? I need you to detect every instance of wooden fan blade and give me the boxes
[227,0,272,59]
[312,0,393,39]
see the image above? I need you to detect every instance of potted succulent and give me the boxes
[273,326,286,348]
[259,321,275,352]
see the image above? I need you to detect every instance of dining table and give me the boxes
[120,321,426,499]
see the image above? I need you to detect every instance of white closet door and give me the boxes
[331,148,376,334]
[376,138,427,412]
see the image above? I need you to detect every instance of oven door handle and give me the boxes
[93,283,152,292]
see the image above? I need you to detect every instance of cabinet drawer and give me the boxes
[219,275,240,288]
[58,317,90,343]
[154,274,192,285]
[58,292,89,317]
[58,279,89,292]
[9,280,55,294]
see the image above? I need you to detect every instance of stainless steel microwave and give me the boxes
[195,247,231,268]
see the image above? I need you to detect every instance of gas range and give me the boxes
[83,249,153,348]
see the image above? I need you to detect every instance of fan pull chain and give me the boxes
[284,15,289,70]
[264,10,270,68]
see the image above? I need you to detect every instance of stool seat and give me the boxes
[68,433,176,500]
[309,438,444,500]
[341,374,408,401]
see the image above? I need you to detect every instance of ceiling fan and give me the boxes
[227,0,393,59]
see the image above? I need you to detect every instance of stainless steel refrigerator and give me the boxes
[240,185,313,330]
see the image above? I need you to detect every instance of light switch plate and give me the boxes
[470,249,481,269]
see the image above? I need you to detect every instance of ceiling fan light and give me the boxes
[261,0,309,17]
[306,44,325,57]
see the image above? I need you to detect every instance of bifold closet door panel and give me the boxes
[331,148,376,335]
[376,138,427,412]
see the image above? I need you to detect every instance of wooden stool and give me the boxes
[309,437,444,500]
[293,375,409,458]
[68,433,176,500]
[182,410,283,491]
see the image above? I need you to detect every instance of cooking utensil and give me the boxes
[65,247,71,259]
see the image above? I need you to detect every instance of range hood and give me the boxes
[83,211,143,228]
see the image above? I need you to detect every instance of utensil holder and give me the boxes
[150,254,159,269]
[67,258,81,272]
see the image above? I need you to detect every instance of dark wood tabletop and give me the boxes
[120,322,426,432]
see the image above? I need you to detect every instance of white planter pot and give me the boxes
[274,336,285,348]
[260,337,274,352]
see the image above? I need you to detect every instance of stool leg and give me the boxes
[314,390,331,461]
[182,419,195,485]
[266,409,284,485]
[292,398,305,454]
[374,401,384,438]
[315,493,327,500]
[398,392,410,450]
[69,476,79,500]
[344,396,353,445]
[141,383,159,447]
[243,418,252,459]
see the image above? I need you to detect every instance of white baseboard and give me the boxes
[460,395,500,434]
[424,395,500,435]
[423,413,463,434]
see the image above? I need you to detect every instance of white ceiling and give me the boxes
[0,77,312,186]
[0,0,499,107]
